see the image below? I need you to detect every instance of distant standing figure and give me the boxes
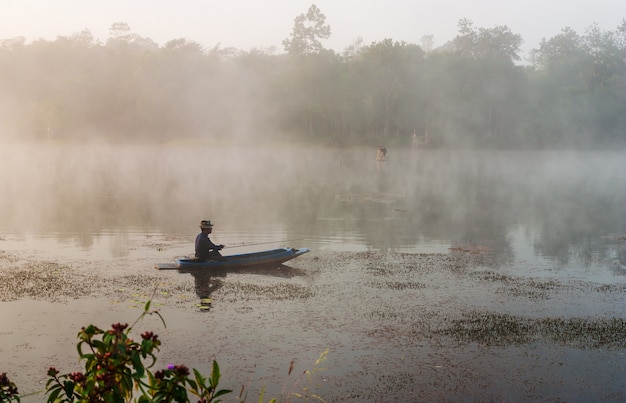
[195,220,225,261]
[376,145,387,161]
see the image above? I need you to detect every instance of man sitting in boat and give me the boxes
[195,220,225,261]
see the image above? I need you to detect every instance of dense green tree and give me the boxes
[531,23,626,147]
[278,50,343,138]
[0,18,623,148]
[349,39,426,141]
[454,18,522,62]
[433,19,527,147]
[283,4,331,56]
[280,5,337,137]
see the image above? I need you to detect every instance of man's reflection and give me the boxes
[189,270,227,300]
[187,264,306,309]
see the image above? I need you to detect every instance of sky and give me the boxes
[1,0,625,59]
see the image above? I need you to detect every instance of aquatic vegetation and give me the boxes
[437,310,626,348]
[218,281,316,302]
[2,246,624,401]
[0,261,95,302]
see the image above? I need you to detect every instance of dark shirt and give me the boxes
[195,232,220,261]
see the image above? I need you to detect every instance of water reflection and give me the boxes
[188,264,306,300]
[0,145,624,271]
[188,270,227,300]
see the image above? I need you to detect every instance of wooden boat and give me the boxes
[155,247,310,271]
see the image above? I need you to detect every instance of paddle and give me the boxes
[225,239,305,249]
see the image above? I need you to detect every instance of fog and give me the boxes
[1,18,624,148]
[1,144,624,271]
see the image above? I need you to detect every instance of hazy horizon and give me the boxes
[2,0,624,58]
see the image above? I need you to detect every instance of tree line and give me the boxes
[1,5,624,149]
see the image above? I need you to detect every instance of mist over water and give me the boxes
[0,143,624,281]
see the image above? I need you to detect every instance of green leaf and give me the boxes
[46,387,61,403]
[62,380,75,398]
[210,360,221,388]
[154,310,167,329]
[214,389,233,398]
[193,368,206,386]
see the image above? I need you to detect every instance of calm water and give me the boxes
[1,144,624,283]
[2,144,626,402]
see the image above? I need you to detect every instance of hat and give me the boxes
[199,220,214,229]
